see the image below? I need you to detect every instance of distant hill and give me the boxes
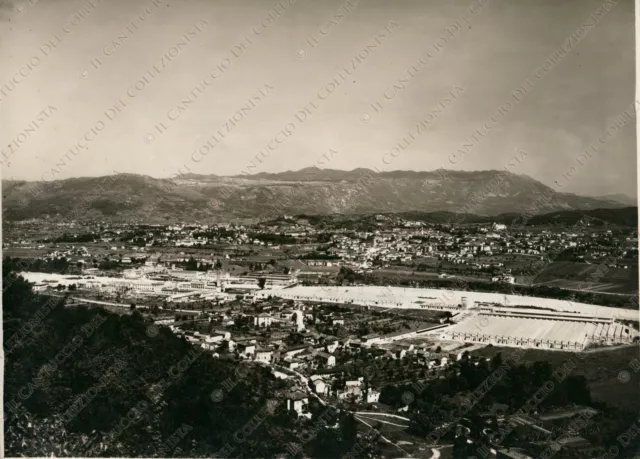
[519,207,638,227]
[231,167,378,182]
[278,207,637,229]
[393,207,637,227]
[590,193,638,206]
[1,169,628,222]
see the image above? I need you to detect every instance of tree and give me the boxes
[130,303,137,311]
[186,256,198,271]
[284,332,305,346]
[491,352,503,371]
[339,413,358,447]
[310,413,359,458]
[258,278,266,289]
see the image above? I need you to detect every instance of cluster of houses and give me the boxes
[232,339,339,370]
[164,298,498,416]
[8,216,633,293]
[295,220,631,275]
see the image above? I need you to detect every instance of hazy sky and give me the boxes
[0,0,636,196]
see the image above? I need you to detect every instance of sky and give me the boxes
[0,0,636,197]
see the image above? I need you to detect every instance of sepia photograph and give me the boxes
[1,0,639,457]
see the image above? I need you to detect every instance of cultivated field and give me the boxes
[534,261,639,294]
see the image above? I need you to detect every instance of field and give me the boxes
[3,247,53,258]
[477,253,544,272]
[354,412,410,432]
[357,416,452,459]
[534,261,639,294]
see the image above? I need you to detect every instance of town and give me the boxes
[4,211,639,457]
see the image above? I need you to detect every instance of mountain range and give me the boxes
[2,168,634,222]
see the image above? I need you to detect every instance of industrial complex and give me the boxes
[254,286,639,351]
[22,269,639,352]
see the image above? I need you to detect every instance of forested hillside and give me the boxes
[3,266,366,457]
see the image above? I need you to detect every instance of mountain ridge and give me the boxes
[2,168,629,222]
[588,193,637,206]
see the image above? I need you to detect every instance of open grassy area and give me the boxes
[534,261,639,294]
[355,413,409,432]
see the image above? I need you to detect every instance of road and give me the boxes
[528,280,635,296]
[354,414,413,457]
[271,364,414,456]
[272,364,326,406]
[583,342,639,353]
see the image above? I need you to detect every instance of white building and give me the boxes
[315,351,336,368]
[286,392,309,416]
[254,314,273,327]
[326,340,340,353]
[255,350,273,363]
[238,343,256,358]
[366,389,381,403]
[313,380,329,396]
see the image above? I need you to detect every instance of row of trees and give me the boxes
[4,256,72,274]
[182,257,223,271]
[53,232,100,243]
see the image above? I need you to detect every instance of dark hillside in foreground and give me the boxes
[3,270,299,457]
